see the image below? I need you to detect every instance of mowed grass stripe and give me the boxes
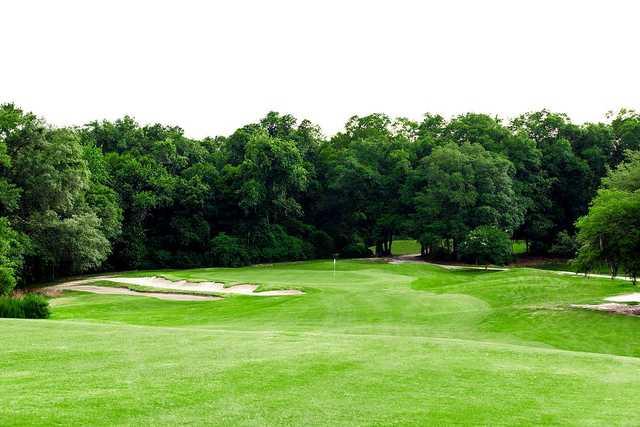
[2,318,639,426]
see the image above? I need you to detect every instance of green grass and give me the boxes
[371,239,526,256]
[2,260,640,425]
[369,239,421,255]
[390,239,422,255]
[512,239,527,254]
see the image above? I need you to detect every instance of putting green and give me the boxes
[2,260,639,425]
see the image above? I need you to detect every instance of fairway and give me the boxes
[2,260,640,425]
[5,3,640,425]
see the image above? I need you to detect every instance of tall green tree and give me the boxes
[321,114,413,255]
[575,151,640,283]
[610,109,640,166]
[411,142,523,256]
[1,104,116,280]
[511,110,602,251]
[445,113,551,252]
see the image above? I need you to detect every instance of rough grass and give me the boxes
[2,260,640,425]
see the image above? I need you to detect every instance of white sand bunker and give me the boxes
[61,285,219,301]
[605,293,640,303]
[49,279,220,301]
[102,276,304,297]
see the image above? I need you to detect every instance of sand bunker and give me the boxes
[46,276,303,300]
[605,293,640,303]
[47,278,220,301]
[60,285,220,301]
[101,276,303,296]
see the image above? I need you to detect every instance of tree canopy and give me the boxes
[575,150,640,283]
[1,103,638,287]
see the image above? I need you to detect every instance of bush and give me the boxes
[459,226,512,266]
[0,296,24,318]
[549,231,577,258]
[21,293,50,319]
[0,293,50,319]
[340,243,372,259]
[253,225,313,262]
[0,266,17,296]
[209,233,251,267]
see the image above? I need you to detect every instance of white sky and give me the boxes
[2,0,639,138]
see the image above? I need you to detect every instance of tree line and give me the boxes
[1,103,639,292]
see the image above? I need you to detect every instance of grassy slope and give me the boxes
[2,261,640,425]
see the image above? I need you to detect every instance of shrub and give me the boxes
[459,226,512,266]
[340,243,372,259]
[172,250,207,269]
[253,225,313,262]
[549,231,577,258]
[0,293,50,319]
[209,233,251,267]
[258,233,307,261]
[0,296,24,318]
[0,266,17,296]
[21,293,50,319]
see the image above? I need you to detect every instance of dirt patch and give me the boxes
[571,303,640,316]
[100,276,303,296]
[37,287,64,298]
[509,256,566,267]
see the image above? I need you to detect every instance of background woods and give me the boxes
[1,104,639,290]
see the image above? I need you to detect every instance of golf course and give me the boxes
[2,259,639,426]
[3,46,640,425]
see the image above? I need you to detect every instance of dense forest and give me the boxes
[1,103,640,290]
